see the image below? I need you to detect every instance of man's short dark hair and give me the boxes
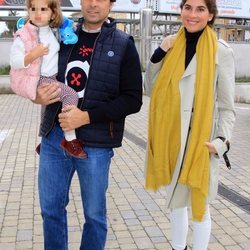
[110,0,116,2]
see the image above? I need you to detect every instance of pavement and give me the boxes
[0,94,249,250]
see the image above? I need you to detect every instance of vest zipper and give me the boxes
[36,27,43,80]
[79,31,101,110]
[110,121,114,138]
[76,30,101,136]
[45,105,61,136]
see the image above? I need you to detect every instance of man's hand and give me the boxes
[33,82,61,105]
[58,105,90,131]
[205,142,217,154]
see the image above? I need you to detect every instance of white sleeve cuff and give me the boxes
[212,138,228,158]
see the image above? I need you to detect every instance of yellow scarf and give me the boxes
[146,26,217,221]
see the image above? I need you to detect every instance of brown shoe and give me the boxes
[36,144,41,155]
[60,138,87,159]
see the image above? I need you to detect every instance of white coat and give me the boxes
[145,39,236,208]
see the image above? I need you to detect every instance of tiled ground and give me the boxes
[0,95,249,249]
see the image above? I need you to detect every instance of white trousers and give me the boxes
[170,206,211,250]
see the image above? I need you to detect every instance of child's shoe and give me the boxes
[36,144,41,155]
[60,138,87,159]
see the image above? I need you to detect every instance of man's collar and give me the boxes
[82,19,110,33]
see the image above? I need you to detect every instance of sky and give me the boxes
[0,11,9,34]
[0,10,24,35]
[0,22,8,34]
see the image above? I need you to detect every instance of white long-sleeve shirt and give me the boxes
[10,25,60,77]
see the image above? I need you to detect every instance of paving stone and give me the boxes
[239,241,250,250]
[119,243,137,249]
[16,230,33,241]
[16,241,33,249]
[0,243,16,250]
[134,237,154,249]
[145,226,164,237]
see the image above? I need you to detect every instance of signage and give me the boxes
[158,0,250,19]
[69,0,147,12]
[1,0,250,18]
[113,0,146,12]
[0,0,147,12]
[217,0,250,19]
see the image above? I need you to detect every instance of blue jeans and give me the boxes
[38,125,113,250]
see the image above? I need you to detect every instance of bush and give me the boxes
[236,77,250,83]
[0,65,10,75]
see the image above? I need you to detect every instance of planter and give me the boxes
[1,75,250,103]
[235,84,250,104]
[0,75,13,94]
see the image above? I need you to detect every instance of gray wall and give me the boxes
[1,38,250,79]
[229,43,250,79]
[0,38,12,68]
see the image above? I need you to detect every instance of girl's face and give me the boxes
[181,0,214,33]
[29,0,54,27]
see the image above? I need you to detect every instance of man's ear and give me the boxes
[110,2,114,11]
[51,13,56,21]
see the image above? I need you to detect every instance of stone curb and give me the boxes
[0,75,250,103]
[0,75,13,94]
[235,83,250,103]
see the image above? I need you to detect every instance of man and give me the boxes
[34,0,142,249]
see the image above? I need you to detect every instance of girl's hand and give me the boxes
[32,44,49,58]
[205,142,217,154]
[160,34,176,52]
[24,44,49,66]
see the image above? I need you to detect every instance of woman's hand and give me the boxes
[160,34,176,52]
[205,142,217,154]
[33,82,61,105]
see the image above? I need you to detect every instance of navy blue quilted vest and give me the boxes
[39,18,131,148]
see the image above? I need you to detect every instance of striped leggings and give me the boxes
[39,75,78,107]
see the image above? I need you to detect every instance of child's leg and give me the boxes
[39,76,78,141]
[54,80,87,158]
[55,81,78,141]
[38,76,86,158]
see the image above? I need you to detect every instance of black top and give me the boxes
[185,28,203,68]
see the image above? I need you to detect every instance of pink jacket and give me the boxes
[10,21,41,100]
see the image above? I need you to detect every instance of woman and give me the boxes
[145,0,235,249]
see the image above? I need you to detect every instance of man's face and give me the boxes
[81,0,114,30]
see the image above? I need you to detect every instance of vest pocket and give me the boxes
[109,122,114,138]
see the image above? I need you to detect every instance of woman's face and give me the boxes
[180,0,213,33]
